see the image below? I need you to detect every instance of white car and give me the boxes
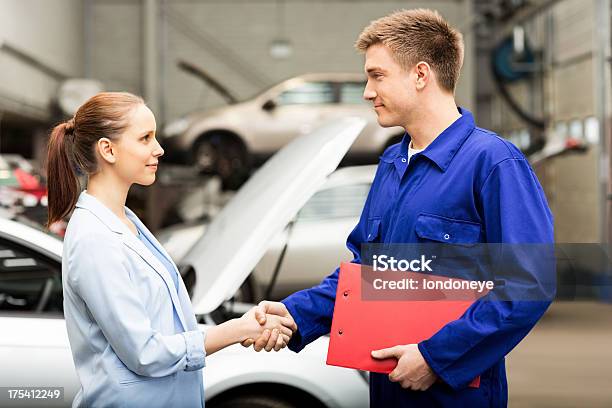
[0,118,370,408]
[159,165,376,301]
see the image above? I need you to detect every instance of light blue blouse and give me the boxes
[137,228,179,290]
[137,228,183,334]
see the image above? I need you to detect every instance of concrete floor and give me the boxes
[507,301,612,407]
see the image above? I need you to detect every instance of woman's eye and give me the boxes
[142,134,150,141]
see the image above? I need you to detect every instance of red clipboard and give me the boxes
[327,262,485,388]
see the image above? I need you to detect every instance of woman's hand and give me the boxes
[240,301,298,352]
[204,307,293,355]
[239,306,294,351]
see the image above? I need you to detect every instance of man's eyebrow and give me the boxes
[366,66,386,74]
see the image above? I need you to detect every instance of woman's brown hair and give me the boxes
[46,92,144,226]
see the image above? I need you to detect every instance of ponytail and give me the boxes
[46,121,79,227]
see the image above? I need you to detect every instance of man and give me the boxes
[246,9,554,407]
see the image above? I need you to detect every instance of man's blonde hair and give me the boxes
[355,8,464,93]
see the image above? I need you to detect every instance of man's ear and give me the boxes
[415,61,431,91]
[97,138,116,164]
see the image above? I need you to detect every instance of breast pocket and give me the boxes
[415,213,482,245]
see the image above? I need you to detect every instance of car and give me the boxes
[0,154,53,234]
[161,71,403,187]
[0,154,47,208]
[0,118,370,408]
[159,165,377,301]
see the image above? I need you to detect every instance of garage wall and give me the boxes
[0,0,84,122]
[88,0,474,123]
[89,0,143,95]
[479,0,596,142]
[475,0,606,243]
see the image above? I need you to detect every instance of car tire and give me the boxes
[194,138,218,173]
[193,134,249,190]
[211,395,299,408]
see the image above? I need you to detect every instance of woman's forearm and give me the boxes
[203,308,289,355]
[204,318,251,355]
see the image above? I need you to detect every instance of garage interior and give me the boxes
[1,1,611,406]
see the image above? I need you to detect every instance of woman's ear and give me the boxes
[97,138,116,164]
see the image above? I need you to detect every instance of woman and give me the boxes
[47,92,294,407]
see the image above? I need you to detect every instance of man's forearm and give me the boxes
[282,287,336,351]
[419,299,551,389]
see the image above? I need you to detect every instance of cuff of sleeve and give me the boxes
[182,330,206,371]
[418,341,460,391]
[286,328,304,353]
[282,300,311,353]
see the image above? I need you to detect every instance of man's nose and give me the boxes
[363,82,376,101]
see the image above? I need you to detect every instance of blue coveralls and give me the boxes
[282,108,554,407]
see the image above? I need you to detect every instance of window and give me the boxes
[297,183,371,221]
[509,130,520,147]
[554,121,568,144]
[518,129,530,150]
[339,82,367,104]
[0,239,62,313]
[584,117,600,144]
[277,82,334,105]
[569,119,584,140]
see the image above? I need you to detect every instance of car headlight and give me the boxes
[163,118,189,138]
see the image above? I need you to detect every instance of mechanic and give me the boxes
[246,8,554,407]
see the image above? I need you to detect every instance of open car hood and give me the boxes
[182,117,366,314]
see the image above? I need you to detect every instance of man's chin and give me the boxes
[376,116,399,128]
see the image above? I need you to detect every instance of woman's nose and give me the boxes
[153,139,164,157]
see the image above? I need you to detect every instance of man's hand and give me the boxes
[238,306,293,351]
[241,301,298,352]
[371,344,437,390]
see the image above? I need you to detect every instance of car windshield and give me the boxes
[0,237,63,313]
[277,82,335,105]
[297,183,371,221]
[339,82,368,105]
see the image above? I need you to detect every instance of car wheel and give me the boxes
[211,395,298,408]
[194,135,249,190]
[194,138,218,173]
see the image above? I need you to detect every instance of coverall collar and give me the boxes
[380,106,475,172]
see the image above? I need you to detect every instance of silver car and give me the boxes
[161,72,403,186]
[159,165,376,301]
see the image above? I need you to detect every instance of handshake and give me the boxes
[239,301,297,352]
